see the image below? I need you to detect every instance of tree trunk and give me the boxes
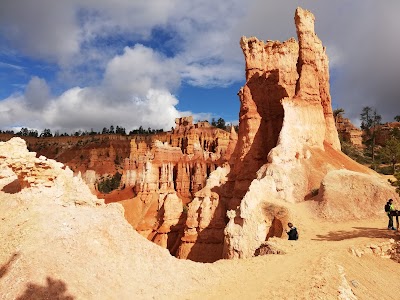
[371,134,375,169]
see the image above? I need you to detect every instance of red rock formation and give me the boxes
[118,119,236,255]
[0,122,236,256]
[178,7,396,262]
[335,114,363,146]
[375,122,400,145]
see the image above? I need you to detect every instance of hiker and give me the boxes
[286,222,299,240]
[385,199,399,230]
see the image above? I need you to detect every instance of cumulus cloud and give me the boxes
[0,0,246,131]
[0,85,181,133]
[103,45,181,100]
[24,77,51,110]
[0,44,184,132]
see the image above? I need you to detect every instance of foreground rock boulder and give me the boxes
[318,170,398,220]
[0,138,218,299]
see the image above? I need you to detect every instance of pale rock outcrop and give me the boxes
[0,138,221,299]
[223,177,290,259]
[318,170,398,220]
[0,137,102,207]
[177,166,230,262]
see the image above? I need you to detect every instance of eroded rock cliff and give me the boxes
[178,7,398,262]
[117,118,236,255]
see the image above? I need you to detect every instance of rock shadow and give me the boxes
[184,197,227,263]
[313,227,400,241]
[17,277,75,300]
[0,252,19,279]
[1,179,22,194]
[183,70,290,262]
[224,70,288,205]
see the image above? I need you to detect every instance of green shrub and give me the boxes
[341,141,370,165]
[97,172,122,194]
[389,172,400,196]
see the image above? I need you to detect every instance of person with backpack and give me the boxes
[385,199,398,230]
[286,222,299,240]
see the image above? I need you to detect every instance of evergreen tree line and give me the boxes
[1,117,233,138]
[0,125,165,138]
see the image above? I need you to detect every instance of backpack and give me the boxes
[385,203,390,212]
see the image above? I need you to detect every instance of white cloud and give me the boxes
[0,84,182,133]
[103,45,181,100]
[44,87,181,132]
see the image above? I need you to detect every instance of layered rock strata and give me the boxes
[177,7,398,262]
[119,119,236,255]
[335,115,363,146]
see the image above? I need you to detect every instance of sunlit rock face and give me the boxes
[119,118,237,256]
[0,137,102,207]
[0,137,215,300]
[178,7,397,262]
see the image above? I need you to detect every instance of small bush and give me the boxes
[97,172,122,194]
[389,172,400,196]
[341,142,370,165]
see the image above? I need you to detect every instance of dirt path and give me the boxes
[186,202,400,300]
[2,194,399,299]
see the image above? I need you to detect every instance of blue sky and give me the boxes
[0,1,399,133]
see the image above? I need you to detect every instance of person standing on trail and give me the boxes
[385,199,398,230]
[286,222,299,240]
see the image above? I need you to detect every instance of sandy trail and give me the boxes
[1,195,399,300]
[186,201,400,300]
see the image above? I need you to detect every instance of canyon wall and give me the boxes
[1,7,397,264]
[0,120,235,257]
[102,118,235,255]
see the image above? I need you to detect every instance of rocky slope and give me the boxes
[0,137,220,299]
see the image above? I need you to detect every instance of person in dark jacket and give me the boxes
[286,222,298,240]
[386,199,399,230]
